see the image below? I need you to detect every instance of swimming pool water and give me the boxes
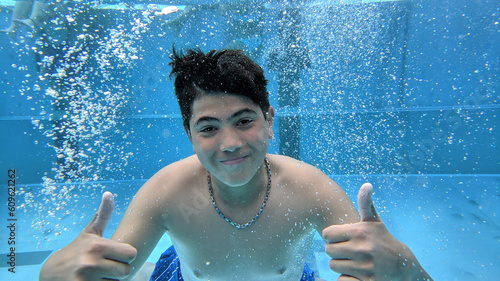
[0,174,498,280]
[1,0,498,280]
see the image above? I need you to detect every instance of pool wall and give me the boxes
[1,0,498,185]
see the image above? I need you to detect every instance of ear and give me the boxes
[184,125,196,153]
[266,106,275,139]
[184,125,193,142]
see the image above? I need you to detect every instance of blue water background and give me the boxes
[0,0,498,280]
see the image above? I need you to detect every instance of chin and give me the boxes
[220,173,253,187]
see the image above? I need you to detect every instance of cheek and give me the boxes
[193,137,218,153]
[248,128,270,148]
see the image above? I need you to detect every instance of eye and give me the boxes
[199,126,217,133]
[237,118,254,126]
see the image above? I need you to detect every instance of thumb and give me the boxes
[357,183,381,222]
[84,191,115,236]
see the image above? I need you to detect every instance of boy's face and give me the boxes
[188,93,274,187]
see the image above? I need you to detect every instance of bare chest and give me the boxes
[164,187,317,281]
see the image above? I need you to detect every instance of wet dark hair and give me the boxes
[169,48,270,132]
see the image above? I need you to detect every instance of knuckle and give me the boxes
[324,243,335,256]
[358,243,374,256]
[75,261,99,277]
[322,226,339,242]
[321,228,328,240]
[350,226,369,239]
[329,259,338,271]
[357,245,376,264]
[88,240,106,254]
[124,244,138,260]
[321,226,332,238]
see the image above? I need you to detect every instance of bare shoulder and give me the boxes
[111,155,205,241]
[267,154,335,188]
[267,154,359,228]
[134,155,205,209]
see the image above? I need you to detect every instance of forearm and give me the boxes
[406,265,433,281]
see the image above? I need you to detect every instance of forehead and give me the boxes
[191,93,260,118]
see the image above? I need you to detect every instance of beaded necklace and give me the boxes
[207,158,271,229]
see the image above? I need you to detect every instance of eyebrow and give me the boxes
[194,108,258,127]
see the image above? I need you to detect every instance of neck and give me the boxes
[210,161,268,207]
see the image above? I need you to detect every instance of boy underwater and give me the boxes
[40,48,432,281]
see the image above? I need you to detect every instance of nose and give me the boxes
[219,127,243,152]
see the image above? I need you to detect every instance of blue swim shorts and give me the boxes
[150,246,315,281]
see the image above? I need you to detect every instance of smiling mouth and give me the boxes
[220,156,247,165]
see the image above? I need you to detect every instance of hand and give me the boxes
[322,183,432,281]
[39,192,138,281]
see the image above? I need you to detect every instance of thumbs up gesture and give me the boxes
[39,192,137,281]
[322,183,432,281]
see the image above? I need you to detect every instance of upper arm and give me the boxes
[305,167,360,233]
[110,173,169,280]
